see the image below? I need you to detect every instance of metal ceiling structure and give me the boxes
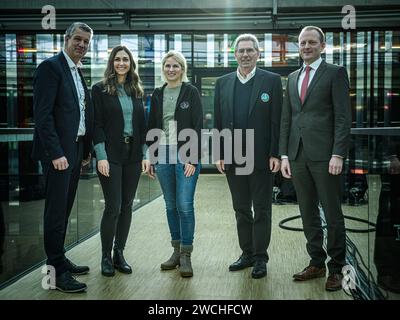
[0,0,399,31]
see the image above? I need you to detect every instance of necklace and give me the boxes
[165,85,180,102]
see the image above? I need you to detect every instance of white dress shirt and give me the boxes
[297,56,323,96]
[236,66,256,84]
[62,50,86,137]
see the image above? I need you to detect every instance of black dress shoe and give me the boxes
[113,249,132,274]
[66,259,90,275]
[229,255,255,271]
[251,260,267,279]
[101,253,115,277]
[55,271,87,293]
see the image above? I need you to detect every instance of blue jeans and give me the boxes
[155,145,200,246]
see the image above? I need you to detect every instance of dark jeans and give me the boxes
[97,144,141,253]
[42,139,83,275]
[226,166,273,262]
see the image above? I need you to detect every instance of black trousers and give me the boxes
[290,143,346,274]
[226,166,273,262]
[42,140,83,275]
[97,145,141,254]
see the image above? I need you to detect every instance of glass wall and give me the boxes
[0,29,399,293]
[346,130,400,299]
[1,30,399,127]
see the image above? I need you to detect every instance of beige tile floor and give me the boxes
[0,174,398,300]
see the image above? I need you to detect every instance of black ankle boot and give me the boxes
[101,252,115,277]
[113,249,132,274]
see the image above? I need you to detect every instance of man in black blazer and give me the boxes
[214,34,282,279]
[280,26,351,291]
[31,22,94,293]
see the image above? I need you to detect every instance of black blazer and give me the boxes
[214,68,282,170]
[147,82,203,164]
[279,60,351,161]
[31,52,94,164]
[92,82,146,164]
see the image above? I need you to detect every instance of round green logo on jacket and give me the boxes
[261,93,270,102]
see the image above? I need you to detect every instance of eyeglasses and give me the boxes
[236,48,257,55]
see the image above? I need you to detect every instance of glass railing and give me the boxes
[345,127,400,299]
[0,129,162,289]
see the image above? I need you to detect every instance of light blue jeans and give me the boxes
[155,145,200,246]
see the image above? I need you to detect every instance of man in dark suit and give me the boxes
[31,22,94,293]
[214,34,282,279]
[280,26,351,291]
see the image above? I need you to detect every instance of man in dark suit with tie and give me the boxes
[214,34,282,279]
[31,22,94,293]
[280,26,351,291]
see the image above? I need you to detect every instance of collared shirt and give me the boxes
[62,50,86,137]
[116,84,134,137]
[236,66,256,84]
[297,56,323,96]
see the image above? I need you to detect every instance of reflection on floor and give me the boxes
[0,175,398,300]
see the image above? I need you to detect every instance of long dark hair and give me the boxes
[102,45,144,97]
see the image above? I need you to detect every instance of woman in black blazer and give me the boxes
[92,45,150,277]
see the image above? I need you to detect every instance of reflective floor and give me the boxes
[0,175,398,300]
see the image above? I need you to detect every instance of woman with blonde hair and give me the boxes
[147,50,203,277]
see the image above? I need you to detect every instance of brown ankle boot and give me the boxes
[161,240,180,270]
[179,245,193,277]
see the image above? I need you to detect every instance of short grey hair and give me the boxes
[233,34,260,52]
[65,22,93,39]
[161,50,189,83]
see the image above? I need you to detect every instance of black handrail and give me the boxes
[351,127,400,136]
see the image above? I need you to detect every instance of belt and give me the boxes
[75,136,84,142]
[123,136,133,144]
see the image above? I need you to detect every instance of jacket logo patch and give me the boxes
[179,101,190,109]
[261,92,270,103]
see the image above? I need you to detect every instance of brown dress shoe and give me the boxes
[325,273,344,291]
[293,265,326,281]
